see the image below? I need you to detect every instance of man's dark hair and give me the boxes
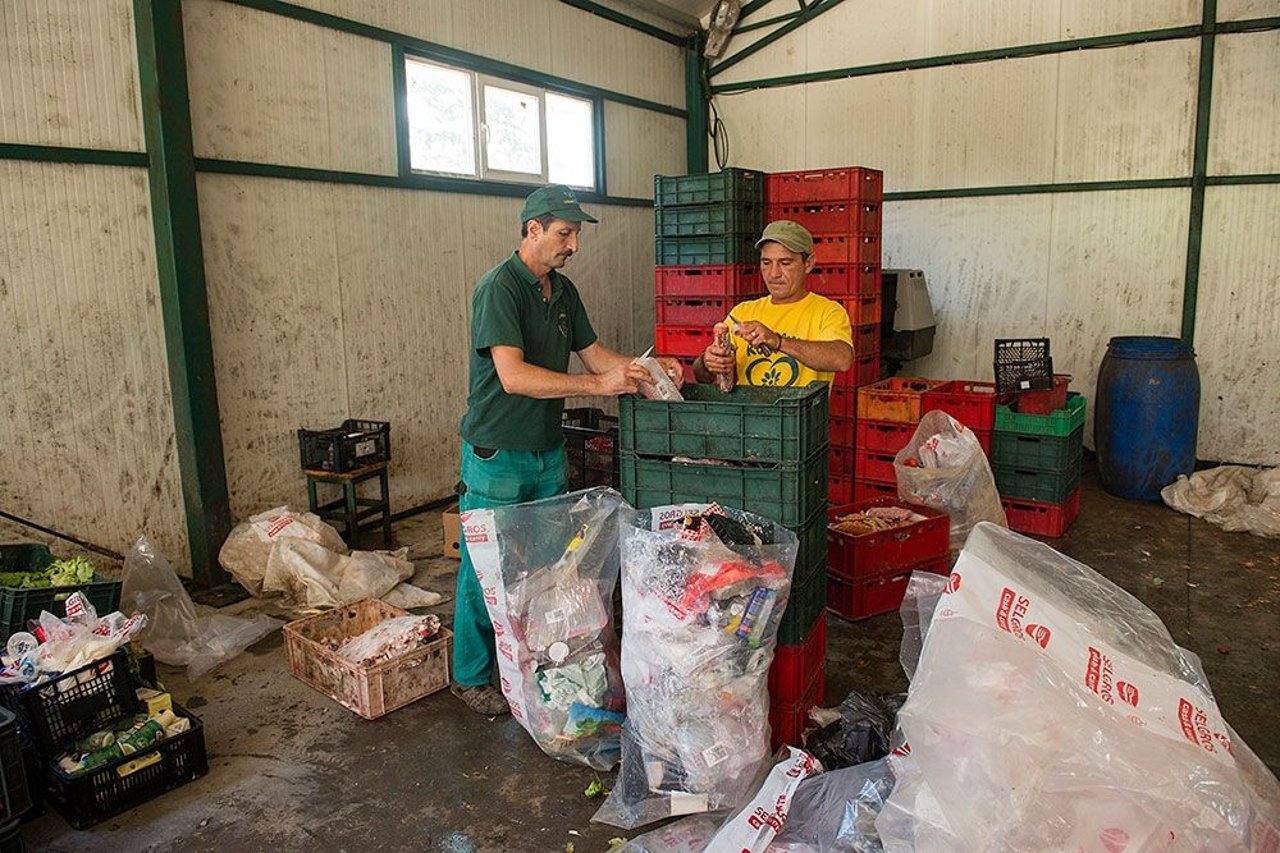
[521,212,557,238]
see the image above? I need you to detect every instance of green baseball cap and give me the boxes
[755,220,813,255]
[520,184,598,224]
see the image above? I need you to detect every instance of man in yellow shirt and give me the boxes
[693,220,854,387]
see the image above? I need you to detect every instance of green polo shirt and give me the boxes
[459,252,598,451]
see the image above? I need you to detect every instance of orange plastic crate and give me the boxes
[857,377,947,423]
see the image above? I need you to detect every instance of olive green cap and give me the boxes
[755,219,813,254]
[520,184,598,224]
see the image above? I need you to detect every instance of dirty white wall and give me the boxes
[0,1,190,563]
[183,0,685,518]
[712,0,1279,464]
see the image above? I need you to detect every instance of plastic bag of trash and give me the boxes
[593,503,799,829]
[464,487,626,771]
[122,536,282,680]
[806,693,905,771]
[876,522,1280,851]
[1162,464,1280,538]
[897,571,948,682]
[894,411,1006,550]
[260,540,422,611]
[772,758,894,852]
[218,506,348,595]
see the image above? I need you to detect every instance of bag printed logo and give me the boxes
[994,587,1050,648]
[1177,698,1233,755]
[1116,680,1140,708]
[463,519,490,544]
[946,572,962,594]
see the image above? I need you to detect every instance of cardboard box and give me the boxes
[442,503,461,558]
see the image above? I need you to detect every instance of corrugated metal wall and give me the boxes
[713,0,1279,464]
[183,0,685,517]
[0,1,190,563]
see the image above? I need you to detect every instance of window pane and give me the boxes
[405,59,475,175]
[483,85,541,175]
[546,93,595,189]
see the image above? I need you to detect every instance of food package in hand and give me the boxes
[713,323,736,394]
[635,356,683,401]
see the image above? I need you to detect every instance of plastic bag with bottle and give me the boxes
[463,487,626,770]
[592,503,799,829]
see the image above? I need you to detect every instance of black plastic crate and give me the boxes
[563,408,619,491]
[37,704,208,830]
[0,578,122,645]
[298,419,391,473]
[994,338,1053,394]
[0,547,52,576]
[0,818,22,853]
[1,651,140,756]
[0,711,30,824]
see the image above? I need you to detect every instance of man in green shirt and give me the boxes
[452,184,676,715]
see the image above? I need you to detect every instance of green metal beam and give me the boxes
[884,177,1190,202]
[710,0,847,77]
[739,0,775,19]
[1181,0,1217,345]
[556,0,689,46]
[133,0,232,587]
[0,143,148,168]
[735,10,803,35]
[194,157,654,207]
[685,34,709,174]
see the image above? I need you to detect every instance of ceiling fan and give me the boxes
[703,0,741,59]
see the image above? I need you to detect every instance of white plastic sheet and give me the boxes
[877,523,1280,851]
[1162,465,1280,538]
[218,506,348,595]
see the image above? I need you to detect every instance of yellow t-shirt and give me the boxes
[725,292,853,387]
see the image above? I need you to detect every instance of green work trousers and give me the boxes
[453,440,567,687]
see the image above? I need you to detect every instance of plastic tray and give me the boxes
[812,233,881,266]
[832,352,881,388]
[857,377,946,423]
[787,508,829,586]
[921,380,1000,433]
[827,498,950,582]
[298,419,390,473]
[619,382,830,464]
[826,556,949,622]
[994,392,1087,437]
[655,168,765,208]
[0,576,122,644]
[563,408,618,492]
[1014,373,1070,415]
[1002,487,1081,538]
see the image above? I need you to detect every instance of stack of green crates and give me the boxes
[654,169,765,266]
[992,393,1087,502]
[618,383,829,645]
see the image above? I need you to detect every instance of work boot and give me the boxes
[451,683,510,716]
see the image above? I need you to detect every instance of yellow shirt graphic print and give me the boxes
[727,292,854,387]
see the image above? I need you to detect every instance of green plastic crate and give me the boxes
[994,447,1083,503]
[0,546,52,575]
[620,383,830,464]
[0,544,121,641]
[620,450,827,528]
[654,168,765,208]
[778,559,827,646]
[0,710,30,824]
[992,425,1084,472]
[786,508,828,580]
[655,202,764,237]
[656,234,758,266]
[995,392,1087,437]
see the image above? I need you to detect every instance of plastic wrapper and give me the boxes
[1162,464,1280,538]
[464,487,626,770]
[121,536,282,680]
[218,506,348,595]
[893,411,1006,550]
[593,503,799,829]
[336,614,442,665]
[876,522,1280,852]
[772,758,894,853]
[714,322,737,394]
[635,356,684,401]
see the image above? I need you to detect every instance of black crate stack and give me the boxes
[764,167,885,507]
[652,168,766,380]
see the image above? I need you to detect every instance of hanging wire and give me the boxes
[700,58,730,170]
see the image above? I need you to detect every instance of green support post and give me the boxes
[686,34,709,174]
[133,0,235,590]
[1181,0,1217,345]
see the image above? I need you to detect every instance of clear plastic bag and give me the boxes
[336,615,442,665]
[893,411,1006,550]
[592,503,799,829]
[876,522,1280,851]
[121,536,282,681]
[464,487,626,770]
[773,758,894,853]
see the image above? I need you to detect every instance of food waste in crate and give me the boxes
[326,615,443,666]
[0,592,147,686]
[56,706,192,776]
[829,505,928,536]
[594,503,799,829]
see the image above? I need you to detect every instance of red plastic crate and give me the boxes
[766,201,882,235]
[808,264,880,297]
[854,448,897,484]
[854,478,897,502]
[829,416,855,447]
[921,380,1000,433]
[812,233,881,265]
[769,613,826,702]
[654,265,761,298]
[830,385,856,419]
[834,352,881,387]
[655,325,713,358]
[853,323,879,357]
[857,377,946,423]
[766,168,884,204]
[828,475,853,505]
[827,556,949,622]
[829,444,854,478]
[1014,374,1071,415]
[975,428,992,457]
[769,666,826,750]
[831,294,882,327]
[654,297,731,327]
[827,498,950,581]
[1002,486,1081,538]
[855,419,916,455]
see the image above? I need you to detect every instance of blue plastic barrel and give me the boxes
[1094,336,1200,501]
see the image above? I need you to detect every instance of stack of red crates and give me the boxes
[764,166,885,508]
[826,497,951,621]
[767,612,826,749]
[653,266,759,381]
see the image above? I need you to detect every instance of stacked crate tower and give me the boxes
[993,389,1086,537]
[653,168,766,380]
[763,167,884,508]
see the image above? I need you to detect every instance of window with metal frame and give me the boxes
[404,55,597,191]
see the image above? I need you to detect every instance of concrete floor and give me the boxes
[24,466,1280,852]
